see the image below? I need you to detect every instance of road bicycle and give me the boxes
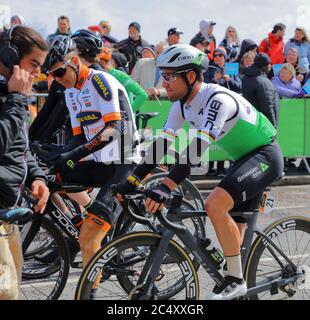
[19,111,206,300]
[19,171,205,300]
[75,186,310,300]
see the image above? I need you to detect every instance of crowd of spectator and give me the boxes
[6,14,310,175]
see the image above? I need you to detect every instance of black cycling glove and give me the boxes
[116,174,141,197]
[145,183,172,206]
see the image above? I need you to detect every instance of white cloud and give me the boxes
[4,0,310,46]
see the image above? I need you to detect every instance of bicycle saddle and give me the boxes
[137,112,159,121]
[0,208,33,224]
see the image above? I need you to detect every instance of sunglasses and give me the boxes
[214,54,224,58]
[47,59,72,78]
[161,69,192,83]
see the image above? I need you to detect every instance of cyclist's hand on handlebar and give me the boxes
[50,152,77,172]
[116,180,137,202]
[145,183,171,214]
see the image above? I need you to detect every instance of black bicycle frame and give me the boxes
[122,192,302,299]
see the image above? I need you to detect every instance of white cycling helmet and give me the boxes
[156,44,209,71]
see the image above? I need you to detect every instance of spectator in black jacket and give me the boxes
[0,25,50,300]
[239,51,256,79]
[235,39,258,63]
[115,22,149,74]
[0,25,49,209]
[241,53,279,128]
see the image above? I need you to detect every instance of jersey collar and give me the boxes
[185,83,206,110]
[75,64,90,90]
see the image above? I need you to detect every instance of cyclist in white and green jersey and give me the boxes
[117,44,284,300]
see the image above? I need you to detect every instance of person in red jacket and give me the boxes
[259,23,286,65]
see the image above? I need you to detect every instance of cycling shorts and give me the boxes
[60,161,137,223]
[218,141,284,222]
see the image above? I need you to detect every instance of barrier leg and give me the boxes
[302,157,310,174]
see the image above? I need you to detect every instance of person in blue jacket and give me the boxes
[284,27,310,74]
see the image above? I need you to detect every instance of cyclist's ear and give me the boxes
[186,70,198,86]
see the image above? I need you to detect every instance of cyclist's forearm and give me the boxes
[133,135,173,180]
[167,136,210,185]
[63,134,87,152]
[66,121,121,161]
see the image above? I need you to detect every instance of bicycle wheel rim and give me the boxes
[75,232,199,300]
[246,216,310,300]
[20,217,70,300]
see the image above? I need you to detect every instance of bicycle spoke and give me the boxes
[296,236,310,266]
[284,226,292,261]
[20,280,50,298]
[292,229,305,259]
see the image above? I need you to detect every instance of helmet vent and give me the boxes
[164,46,176,55]
[168,52,182,63]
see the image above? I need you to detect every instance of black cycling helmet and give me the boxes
[71,29,103,57]
[43,35,76,72]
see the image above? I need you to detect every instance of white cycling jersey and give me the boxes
[161,83,276,161]
[64,65,140,164]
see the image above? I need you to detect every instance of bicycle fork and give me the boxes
[21,214,43,253]
[129,228,175,300]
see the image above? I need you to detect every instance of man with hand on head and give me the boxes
[0,25,50,300]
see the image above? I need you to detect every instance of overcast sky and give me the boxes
[2,0,310,45]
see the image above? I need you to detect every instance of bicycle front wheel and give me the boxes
[245,216,310,300]
[21,216,70,300]
[75,232,199,300]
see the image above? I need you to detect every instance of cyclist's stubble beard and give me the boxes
[165,80,189,102]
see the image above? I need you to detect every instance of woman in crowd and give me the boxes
[239,51,256,79]
[284,47,308,85]
[219,26,241,62]
[284,27,310,75]
[272,63,305,98]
